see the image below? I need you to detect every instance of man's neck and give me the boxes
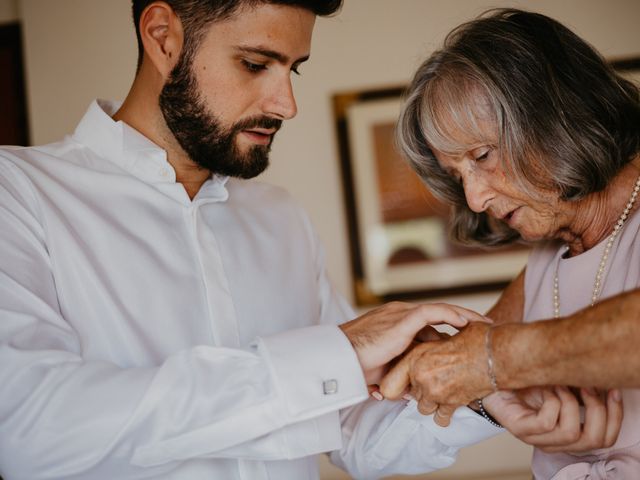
[112,74,211,199]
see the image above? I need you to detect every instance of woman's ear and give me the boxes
[138,1,183,77]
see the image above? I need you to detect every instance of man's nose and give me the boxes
[263,76,298,120]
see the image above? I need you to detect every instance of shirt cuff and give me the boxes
[255,324,368,421]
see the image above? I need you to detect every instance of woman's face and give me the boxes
[431,124,573,242]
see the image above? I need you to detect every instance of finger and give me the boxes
[450,305,493,324]
[414,325,449,343]
[379,352,414,400]
[417,398,438,416]
[533,386,581,450]
[564,387,606,453]
[603,389,623,447]
[368,385,384,401]
[522,386,579,447]
[520,387,562,435]
[410,304,471,330]
[542,387,606,453]
[509,388,561,438]
[434,404,457,427]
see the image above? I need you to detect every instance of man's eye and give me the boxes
[242,60,266,73]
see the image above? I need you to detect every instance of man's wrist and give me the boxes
[474,398,503,428]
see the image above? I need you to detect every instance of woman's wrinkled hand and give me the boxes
[379,322,494,426]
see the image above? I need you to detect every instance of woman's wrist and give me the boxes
[484,325,499,392]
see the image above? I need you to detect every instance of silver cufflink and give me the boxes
[323,379,338,395]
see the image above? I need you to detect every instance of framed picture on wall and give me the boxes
[332,87,529,305]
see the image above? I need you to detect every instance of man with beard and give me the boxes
[0,2,507,479]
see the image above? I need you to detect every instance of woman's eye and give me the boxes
[242,60,267,73]
[474,149,490,162]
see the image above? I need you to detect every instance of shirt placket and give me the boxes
[186,201,240,348]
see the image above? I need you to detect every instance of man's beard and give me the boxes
[159,56,282,179]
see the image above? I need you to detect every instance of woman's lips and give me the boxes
[504,207,521,226]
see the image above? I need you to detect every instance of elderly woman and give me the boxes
[380,8,640,479]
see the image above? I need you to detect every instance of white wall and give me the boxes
[15,1,640,478]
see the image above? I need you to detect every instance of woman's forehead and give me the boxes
[420,78,499,154]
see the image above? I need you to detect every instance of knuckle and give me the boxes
[565,428,581,444]
[540,417,558,432]
[413,369,430,384]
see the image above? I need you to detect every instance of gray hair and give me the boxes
[397,8,640,247]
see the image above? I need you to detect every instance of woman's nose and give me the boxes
[463,176,494,213]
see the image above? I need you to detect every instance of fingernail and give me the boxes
[371,391,384,401]
[483,315,494,323]
[612,389,622,402]
[582,387,596,396]
[458,314,469,323]
[403,393,414,401]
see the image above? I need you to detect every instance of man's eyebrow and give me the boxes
[235,45,310,65]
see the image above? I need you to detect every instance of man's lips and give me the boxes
[240,128,276,146]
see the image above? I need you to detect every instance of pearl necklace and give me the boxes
[553,174,640,318]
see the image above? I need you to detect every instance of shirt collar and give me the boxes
[72,99,229,202]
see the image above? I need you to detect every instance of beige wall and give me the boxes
[19,0,640,309]
[14,1,640,478]
[0,0,18,23]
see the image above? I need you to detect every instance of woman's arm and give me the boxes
[493,288,640,389]
[485,269,525,325]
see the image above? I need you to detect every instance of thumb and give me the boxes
[379,355,412,400]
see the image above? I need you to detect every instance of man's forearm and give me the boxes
[492,289,640,390]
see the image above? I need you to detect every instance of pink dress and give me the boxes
[523,209,640,479]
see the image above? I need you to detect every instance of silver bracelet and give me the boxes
[476,398,502,428]
[485,326,499,392]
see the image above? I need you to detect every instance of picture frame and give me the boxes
[333,87,529,305]
[0,22,30,146]
[332,57,639,306]
[611,56,640,85]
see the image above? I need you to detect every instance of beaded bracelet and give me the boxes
[476,398,503,428]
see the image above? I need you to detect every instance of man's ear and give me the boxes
[138,1,183,77]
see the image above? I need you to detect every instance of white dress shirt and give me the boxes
[0,100,502,480]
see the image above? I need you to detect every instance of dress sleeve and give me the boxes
[0,158,368,479]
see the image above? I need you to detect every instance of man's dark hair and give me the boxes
[132,0,343,69]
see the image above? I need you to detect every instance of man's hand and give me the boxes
[339,302,488,386]
[379,322,492,425]
[484,386,623,453]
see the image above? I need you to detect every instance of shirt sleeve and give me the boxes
[0,159,369,479]
[329,399,503,479]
